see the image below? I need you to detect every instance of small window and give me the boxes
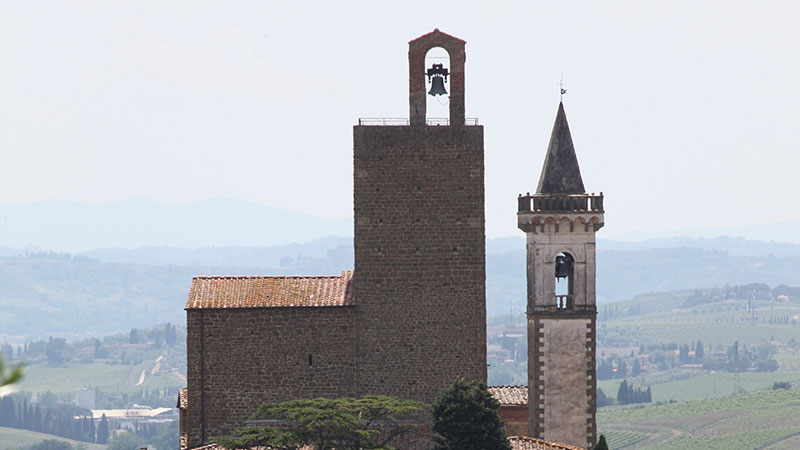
[308,354,313,366]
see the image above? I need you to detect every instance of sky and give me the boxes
[2,0,799,242]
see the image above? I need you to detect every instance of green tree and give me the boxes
[593,434,609,450]
[128,329,139,345]
[108,432,142,450]
[617,380,629,404]
[0,354,23,395]
[96,413,109,444]
[45,338,71,366]
[216,396,423,450]
[773,381,792,390]
[616,360,627,379]
[23,439,74,450]
[431,379,511,450]
[152,419,180,450]
[597,358,614,381]
[632,358,641,377]
[596,388,613,407]
[695,340,705,361]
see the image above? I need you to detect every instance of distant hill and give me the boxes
[0,199,351,251]
[82,235,352,268]
[488,236,800,306]
[3,235,800,340]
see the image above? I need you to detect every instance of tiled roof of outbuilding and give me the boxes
[185,270,354,309]
[190,444,311,450]
[489,385,528,406]
[191,438,576,450]
[509,435,585,450]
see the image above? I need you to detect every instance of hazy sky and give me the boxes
[2,1,798,240]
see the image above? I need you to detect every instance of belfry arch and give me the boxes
[423,46,450,122]
[408,29,466,126]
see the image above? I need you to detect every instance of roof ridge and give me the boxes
[192,273,351,280]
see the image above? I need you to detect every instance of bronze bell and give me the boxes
[555,254,573,279]
[428,76,448,96]
[426,63,449,97]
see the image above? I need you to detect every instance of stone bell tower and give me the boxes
[517,102,604,449]
[352,29,486,402]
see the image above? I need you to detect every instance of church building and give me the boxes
[180,29,601,450]
[181,29,487,448]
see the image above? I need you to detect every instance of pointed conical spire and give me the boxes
[536,102,586,195]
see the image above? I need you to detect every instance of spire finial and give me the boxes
[559,70,567,102]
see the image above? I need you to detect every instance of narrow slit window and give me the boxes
[555,252,574,310]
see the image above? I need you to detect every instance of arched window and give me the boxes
[554,252,574,310]
[424,47,450,124]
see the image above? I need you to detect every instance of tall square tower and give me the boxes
[353,29,487,402]
[517,103,604,449]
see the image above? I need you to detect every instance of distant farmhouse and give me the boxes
[180,29,603,450]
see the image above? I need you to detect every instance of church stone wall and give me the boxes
[352,125,487,403]
[498,405,529,437]
[186,307,357,447]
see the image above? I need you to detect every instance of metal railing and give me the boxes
[518,193,604,213]
[357,118,480,126]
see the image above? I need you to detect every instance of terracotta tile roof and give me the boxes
[489,385,528,406]
[190,444,311,450]
[509,435,585,450]
[177,387,187,409]
[192,439,578,450]
[185,270,354,309]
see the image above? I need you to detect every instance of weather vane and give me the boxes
[559,70,567,101]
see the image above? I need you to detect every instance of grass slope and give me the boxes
[599,387,800,449]
[18,360,185,396]
[0,426,106,450]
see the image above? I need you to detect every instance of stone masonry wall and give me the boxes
[185,307,357,447]
[529,317,596,449]
[352,125,487,403]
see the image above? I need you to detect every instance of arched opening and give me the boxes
[424,47,450,124]
[554,252,574,310]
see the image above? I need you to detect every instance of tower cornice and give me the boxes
[517,193,604,234]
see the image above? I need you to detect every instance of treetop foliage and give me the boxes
[215,395,424,450]
[592,434,609,450]
[431,379,511,450]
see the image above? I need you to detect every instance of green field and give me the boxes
[598,388,800,449]
[17,360,185,396]
[599,370,800,403]
[625,323,800,348]
[0,426,106,450]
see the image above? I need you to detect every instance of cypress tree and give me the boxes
[617,380,629,404]
[593,434,609,450]
[632,358,641,377]
[96,413,109,444]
